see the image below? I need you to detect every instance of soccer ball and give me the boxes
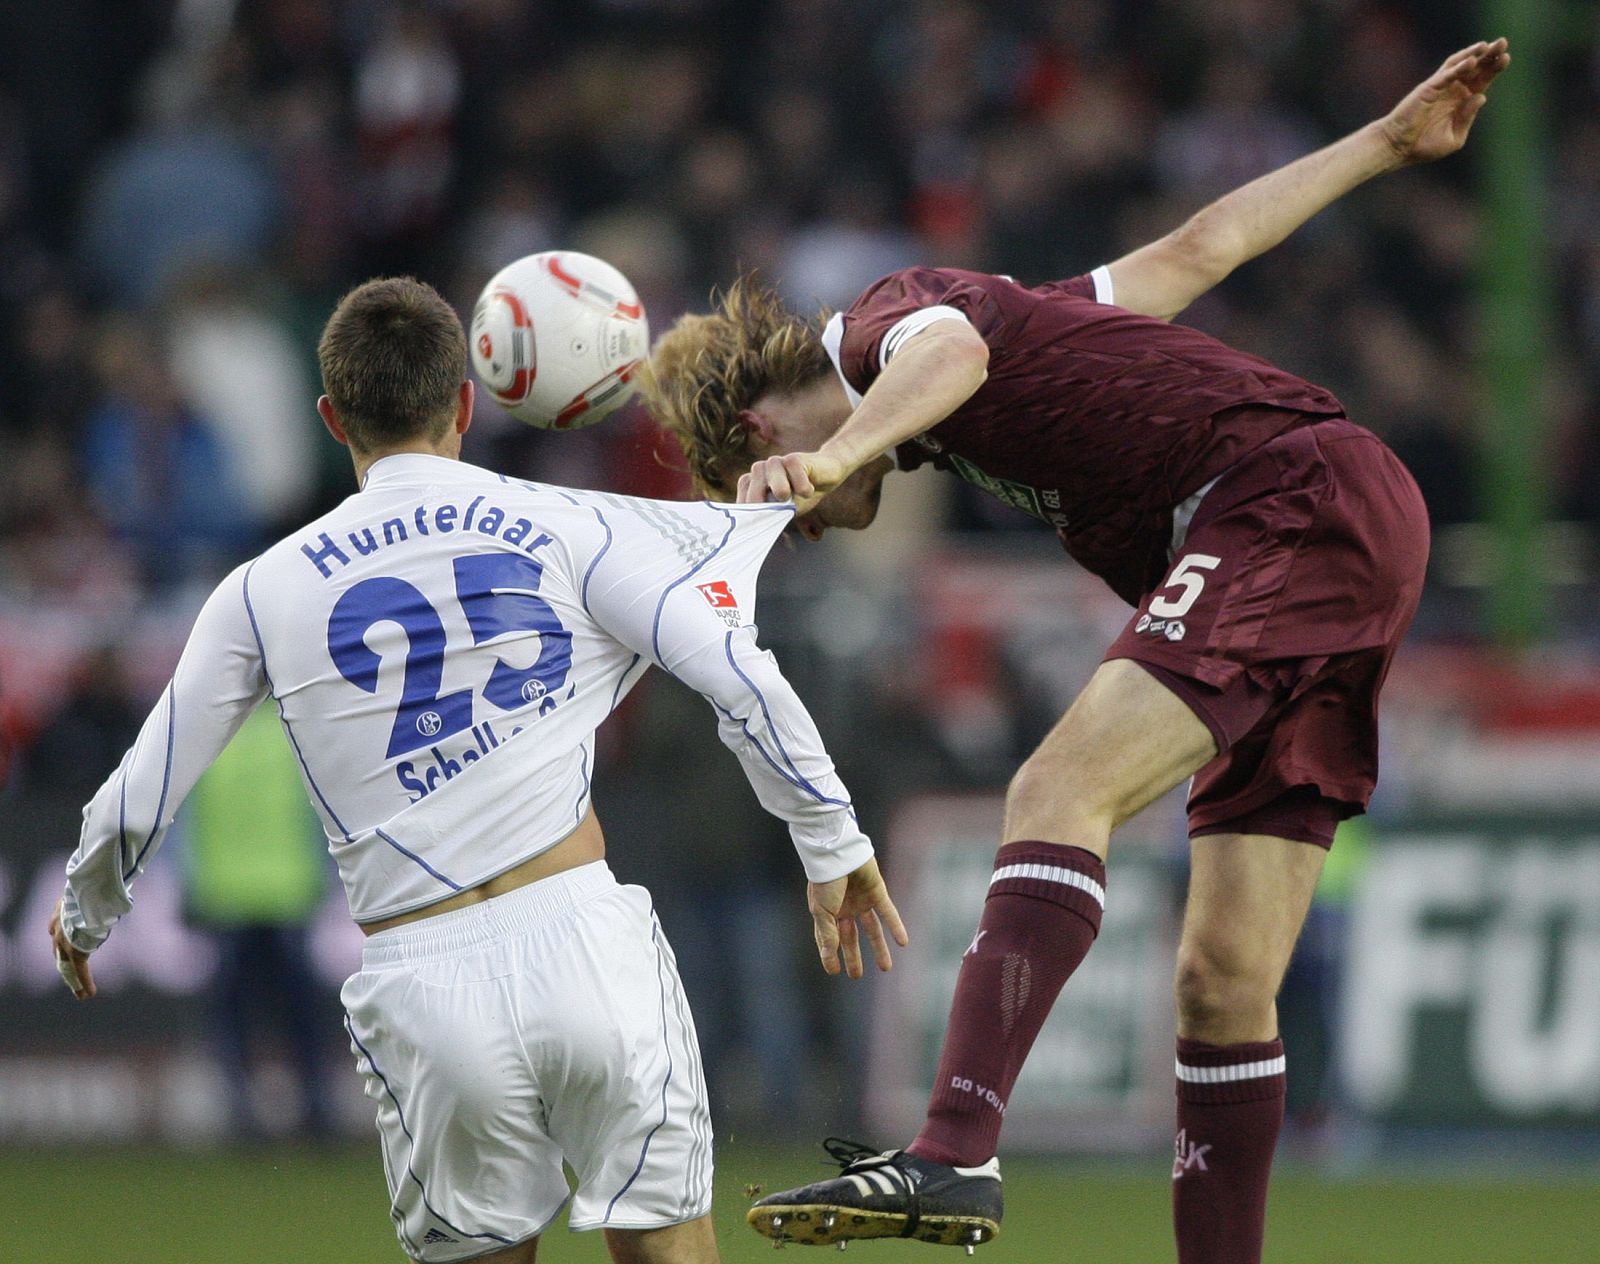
[470,251,649,429]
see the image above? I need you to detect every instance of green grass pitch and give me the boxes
[10,1144,1595,1262]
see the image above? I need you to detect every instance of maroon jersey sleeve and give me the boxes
[834,267,1101,397]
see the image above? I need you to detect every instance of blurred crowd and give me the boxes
[2,0,1599,1128]
[3,1,1598,600]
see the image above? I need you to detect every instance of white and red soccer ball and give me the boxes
[470,251,648,429]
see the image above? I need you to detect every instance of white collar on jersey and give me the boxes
[819,313,865,409]
[359,451,466,490]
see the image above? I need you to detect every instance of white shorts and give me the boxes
[341,861,713,1262]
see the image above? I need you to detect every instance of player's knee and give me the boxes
[1173,941,1275,1034]
[1004,752,1113,840]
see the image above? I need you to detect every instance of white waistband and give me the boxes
[360,859,617,967]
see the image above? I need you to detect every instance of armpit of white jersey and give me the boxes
[62,455,872,947]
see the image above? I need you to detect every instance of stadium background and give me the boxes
[1,1,1596,1260]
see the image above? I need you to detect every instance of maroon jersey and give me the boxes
[826,267,1348,604]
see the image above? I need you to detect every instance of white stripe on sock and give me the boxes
[1175,1055,1287,1084]
[989,862,1106,910]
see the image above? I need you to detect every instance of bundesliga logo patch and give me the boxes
[696,580,743,628]
[1135,612,1187,642]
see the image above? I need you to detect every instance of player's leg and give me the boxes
[603,1215,719,1263]
[749,661,1218,1248]
[462,1239,539,1263]
[1001,657,1219,850]
[345,869,639,1263]
[910,658,1217,1168]
[563,885,718,1252]
[1170,829,1326,1264]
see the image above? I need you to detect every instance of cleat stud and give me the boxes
[963,1247,974,1258]
[771,1216,785,1229]
[836,1243,847,1252]
[821,1212,837,1229]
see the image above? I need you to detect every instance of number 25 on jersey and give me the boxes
[327,552,572,759]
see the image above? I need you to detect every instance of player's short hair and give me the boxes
[643,274,832,498]
[318,277,466,453]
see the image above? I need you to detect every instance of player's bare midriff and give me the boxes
[357,808,608,935]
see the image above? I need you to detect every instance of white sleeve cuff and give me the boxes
[879,305,971,369]
[796,831,876,884]
[59,885,112,954]
[1090,265,1115,306]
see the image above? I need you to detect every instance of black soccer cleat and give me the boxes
[747,1138,1002,1251]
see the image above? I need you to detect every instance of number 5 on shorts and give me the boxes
[1149,554,1221,618]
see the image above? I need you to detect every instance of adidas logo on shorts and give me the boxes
[422,1228,460,1245]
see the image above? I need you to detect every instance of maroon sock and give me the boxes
[909,840,1105,1168]
[1172,1038,1286,1264]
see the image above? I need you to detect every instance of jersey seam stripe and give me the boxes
[571,742,592,826]
[989,862,1106,909]
[721,632,853,811]
[650,509,738,666]
[610,653,643,712]
[718,502,798,514]
[581,507,615,612]
[343,1017,514,1246]
[117,759,130,882]
[664,944,712,1214]
[122,682,176,882]
[709,696,838,807]
[373,829,463,891]
[243,559,354,841]
[1176,1055,1286,1083]
[605,916,676,1222]
[721,631,811,789]
[658,937,700,1215]
[709,696,860,825]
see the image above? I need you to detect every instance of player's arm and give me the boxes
[687,627,908,977]
[52,564,269,998]
[738,316,988,512]
[581,508,908,976]
[1104,38,1510,322]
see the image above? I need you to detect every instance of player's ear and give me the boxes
[455,379,474,436]
[736,408,773,443]
[317,396,351,447]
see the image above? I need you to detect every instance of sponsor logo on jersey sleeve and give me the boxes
[696,580,744,627]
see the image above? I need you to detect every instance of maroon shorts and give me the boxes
[1104,418,1429,848]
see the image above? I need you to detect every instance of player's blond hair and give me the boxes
[643,275,831,498]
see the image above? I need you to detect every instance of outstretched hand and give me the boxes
[1380,38,1510,166]
[807,857,910,979]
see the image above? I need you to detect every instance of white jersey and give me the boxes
[61,453,871,948]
